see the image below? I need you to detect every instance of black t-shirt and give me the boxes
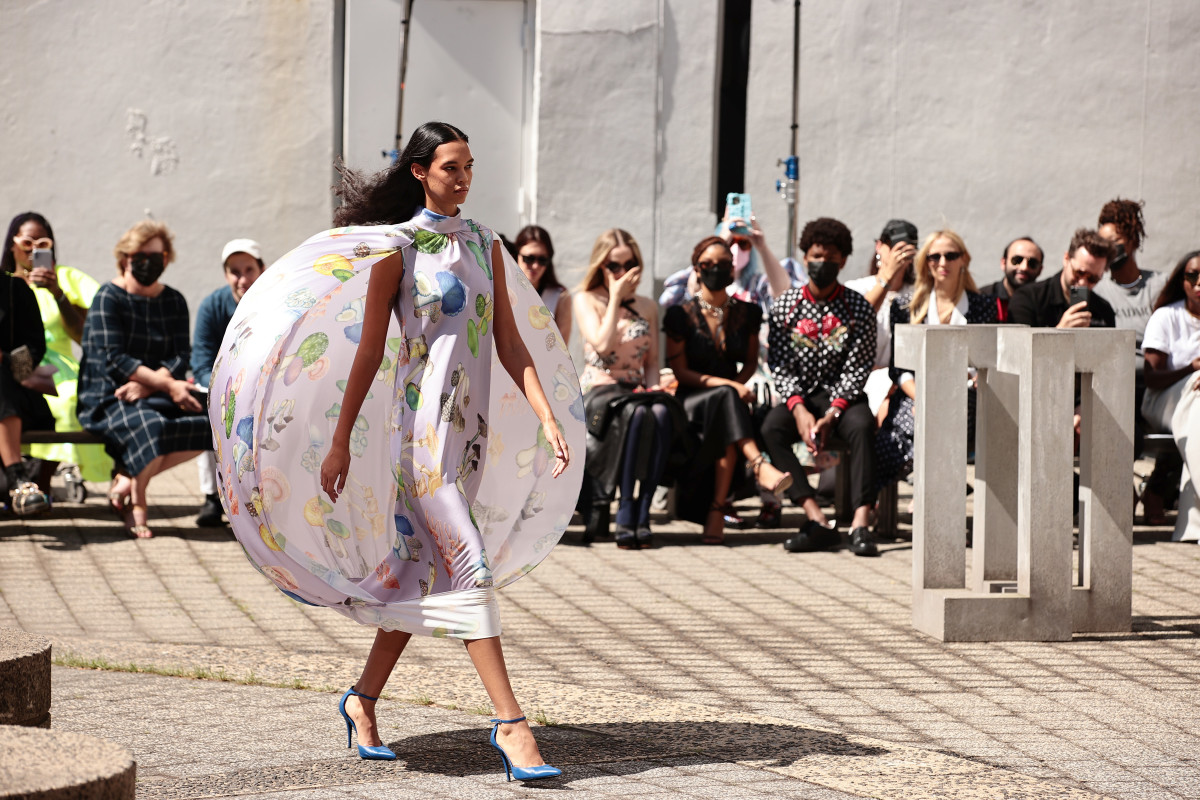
[663,297,762,381]
[1007,271,1116,329]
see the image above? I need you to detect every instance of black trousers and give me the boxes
[761,391,877,511]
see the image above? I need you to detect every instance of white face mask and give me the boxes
[731,243,751,273]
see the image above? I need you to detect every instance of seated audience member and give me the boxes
[663,236,793,545]
[1094,198,1175,522]
[842,219,918,415]
[0,272,54,514]
[978,236,1045,321]
[875,230,997,491]
[191,239,265,527]
[78,221,210,538]
[514,225,572,345]
[762,217,880,556]
[3,211,111,483]
[574,229,685,550]
[1008,229,1115,329]
[1141,250,1200,542]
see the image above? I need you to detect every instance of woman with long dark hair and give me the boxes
[211,121,583,780]
[3,212,111,484]
[514,225,571,344]
[1142,250,1200,542]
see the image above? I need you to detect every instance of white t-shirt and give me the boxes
[1143,300,1200,371]
[843,275,902,369]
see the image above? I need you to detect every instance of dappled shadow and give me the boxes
[1073,614,1200,641]
[389,719,889,784]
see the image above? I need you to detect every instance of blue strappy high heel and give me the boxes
[488,715,561,781]
[339,687,396,760]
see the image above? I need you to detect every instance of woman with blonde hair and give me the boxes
[874,230,996,489]
[574,228,685,548]
[77,220,209,537]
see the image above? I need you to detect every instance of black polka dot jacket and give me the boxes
[767,283,876,413]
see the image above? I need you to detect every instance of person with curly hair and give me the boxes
[1093,198,1173,522]
[761,217,880,556]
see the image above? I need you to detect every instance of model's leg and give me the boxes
[464,636,547,768]
[341,628,412,747]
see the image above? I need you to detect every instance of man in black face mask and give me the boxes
[761,217,881,556]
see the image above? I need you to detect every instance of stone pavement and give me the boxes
[2,463,1199,799]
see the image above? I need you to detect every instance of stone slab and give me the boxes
[0,725,135,799]
[0,627,51,728]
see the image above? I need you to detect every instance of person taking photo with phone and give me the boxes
[1007,229,1116,330]
[2,211,112,485]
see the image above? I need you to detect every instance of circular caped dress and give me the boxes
[209,209,585,638]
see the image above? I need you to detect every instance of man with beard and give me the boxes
[761,217,879,556]
[978,236,1044,321]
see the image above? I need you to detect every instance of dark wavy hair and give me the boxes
[1154,249,1200,312]
[1098,198,1146,251]
[2,211,56,274]
[514,225,563,291]
[798,217,853,259]
[333,121,468,227]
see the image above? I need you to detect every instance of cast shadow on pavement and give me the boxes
[390,719,887,785]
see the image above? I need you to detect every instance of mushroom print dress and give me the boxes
[209,208,585,639]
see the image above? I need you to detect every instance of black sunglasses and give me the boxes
[1009,254,1042,270]
[520,253,550,268]
[605,260,638,275]
[698,259,733,271]
[927,252,963,265]
[1183,271,1200,285]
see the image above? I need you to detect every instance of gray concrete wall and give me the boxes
[0,0,337,316]
[746,0,1200,282]
[535,0,722,289]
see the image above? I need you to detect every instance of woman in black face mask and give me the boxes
[663,236,793,544]
[77,220,211,538]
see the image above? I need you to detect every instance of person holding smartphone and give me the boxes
[2,212,112,486]
[1007,229,1117,330]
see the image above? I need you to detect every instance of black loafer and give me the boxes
[849,526,879,557]
[195,495,225,527]
[783,520,839,553]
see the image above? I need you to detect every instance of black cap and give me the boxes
[879,219,918,247]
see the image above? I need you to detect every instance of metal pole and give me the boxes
[777,1,800,259]
[386,0,416,162]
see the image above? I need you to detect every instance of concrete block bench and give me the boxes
[0,628,51,728]
[0,726,135,800]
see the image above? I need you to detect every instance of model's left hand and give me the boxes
[542,415,570,478]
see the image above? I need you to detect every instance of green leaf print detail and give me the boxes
[386,337,403,353]
[379,355,392,372]
[326,518,350,538]
[468,319,479,358]
[298,332,329,367]
[332,268,355,282]
[414,230,449,254]
[326,403,341,420]
[475,293,487,317]
[224,390,236,437]
[465,239,491,279]
[354,415,369,431]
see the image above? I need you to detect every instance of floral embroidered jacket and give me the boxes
[766,283,876,413]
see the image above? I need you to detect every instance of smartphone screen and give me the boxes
[31,248,54,270]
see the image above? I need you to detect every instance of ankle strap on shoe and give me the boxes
[489,715,526,725]
[347,686,380,702]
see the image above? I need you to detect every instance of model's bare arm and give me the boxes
[321,250,405,500]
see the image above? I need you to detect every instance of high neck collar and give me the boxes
[414,207,470,234]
